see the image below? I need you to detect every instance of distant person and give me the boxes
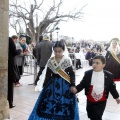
[8,37,21,108]
[11,35,21,86]
[85,48,96,66]
[71,55,120,120]
[68,48,75,66]
[34,34,53,85]
[75,48,82,69]
[104,38,120,81]
[16,37,29,75]
[32,35,43,59]
[28,40,80,120]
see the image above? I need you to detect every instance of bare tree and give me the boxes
[9,0,85,42]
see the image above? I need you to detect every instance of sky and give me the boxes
[9,0,120,42]
[58,0,120,41]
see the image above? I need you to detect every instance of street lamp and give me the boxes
[72,37,74,47]
[55,27,60,41]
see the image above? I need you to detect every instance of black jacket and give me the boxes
[76,69,119,99]
[8,37,21,81]
[36,40,53,67]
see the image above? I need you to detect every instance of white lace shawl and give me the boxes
[35,56,72,92]
[48,56,72,74]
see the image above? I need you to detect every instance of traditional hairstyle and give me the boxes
[110,38,119,43]
[108,38,120,53]
[53,40,65,51]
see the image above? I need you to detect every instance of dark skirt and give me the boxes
[13,65,21,82]
[104,52,120,79]
[28,77,80,120]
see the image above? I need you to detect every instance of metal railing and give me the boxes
[19,53,89,85]
[17,54,37,84]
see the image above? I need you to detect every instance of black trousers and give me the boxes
[34,67,45,85]
[86,100,107,120]
[18,65,24,75]
[7,79,14,106]
[14,65,21,83]
[76,59,81,68]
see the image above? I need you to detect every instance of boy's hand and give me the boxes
[70,86,77,94]
[115,98,120,104]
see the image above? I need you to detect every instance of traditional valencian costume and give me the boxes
[28,56,79,120]
[76,69,119,120]
[104,45,120,81]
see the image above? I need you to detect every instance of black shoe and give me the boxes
[9,104,16,108]
[24,62,29,66]
[34,82,37,86]
[79,66,83,68]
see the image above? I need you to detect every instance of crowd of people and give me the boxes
[8,35,30,108]
[8,35,120,120]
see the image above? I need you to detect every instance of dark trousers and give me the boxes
[86,100,106,120]
[34,67,45,85]
[76,59,81,68]
[7,77,14,107]
[14,65,21,83]
[18,65,23,75]
[88,59,93,66]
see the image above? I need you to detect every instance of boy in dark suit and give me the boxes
[71,55,120,120]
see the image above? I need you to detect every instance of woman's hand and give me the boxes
[24,50,28,55]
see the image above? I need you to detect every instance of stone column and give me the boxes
[0,0,10,119]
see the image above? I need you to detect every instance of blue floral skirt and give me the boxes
[28,77,80,120]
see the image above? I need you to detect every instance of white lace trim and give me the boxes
[48,56,72,74]
[91,90,103,101]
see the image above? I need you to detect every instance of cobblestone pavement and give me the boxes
[10,66,120,120]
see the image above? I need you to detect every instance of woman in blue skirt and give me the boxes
[28,40,80,120]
